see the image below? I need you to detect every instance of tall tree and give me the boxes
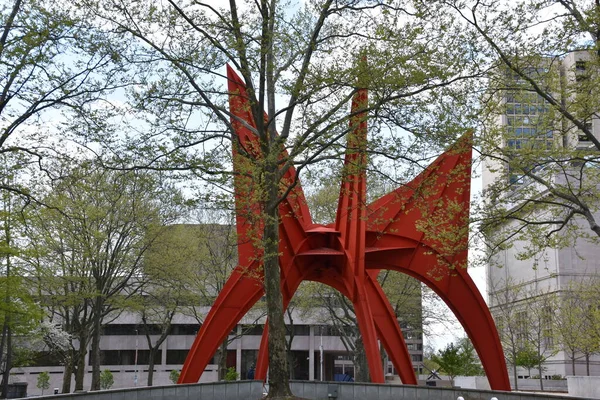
[0,157,41,398]
[24,162,181,392]
[79,1,483,396]
[488,278,528,390]
[138,222,238,386]
[419,0,600,256]
[567,278,600,375]
[0,0,129,202]
[555,281,589,375]
[489,277,558,389]
[524,292,558,390]
[176,213,241,381]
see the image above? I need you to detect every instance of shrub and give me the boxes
[169,369,180,384]
[100,369,114,390]
[224,367,239,381]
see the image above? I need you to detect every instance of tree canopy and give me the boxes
[431,338,483,381]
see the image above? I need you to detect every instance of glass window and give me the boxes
[171,324,200,335]
[166,350,190,365]
[284,324,310,336]
[241,325,264,335]
[95,350,161,366]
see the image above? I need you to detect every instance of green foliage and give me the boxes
[37,371,50,394]
[0,0,130,204]
[515,345,544,373]
[442,0,600,260]
[99,369,114,390]
[169,369,180,384]
[224,367,239,381]
[21,160,183,391]
[431,338,484,380]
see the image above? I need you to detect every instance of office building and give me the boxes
[483,50,600,378]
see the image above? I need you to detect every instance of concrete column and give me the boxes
[236,325,242,380]
[309,326,315,381]
[161,340,167,366]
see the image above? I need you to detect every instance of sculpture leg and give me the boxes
[369,247,511,391]
[256,269,414,384]
[179,265,264,383]
[365,273,417,384]
[352,282,385,383]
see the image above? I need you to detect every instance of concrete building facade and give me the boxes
[483,50,600,379]
[12,306,424,396]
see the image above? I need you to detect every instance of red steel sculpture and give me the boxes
[179,66,511,391]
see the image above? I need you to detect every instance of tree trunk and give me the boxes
[512,350,518,390]
[586,354,590,376]
[62,354,73,393]
[217,341,228,381]
[89,302,103,391]
[74,341,87,391]
[285,313,295,380]
[1,223,11,399]
[354,336,369,382]
[0,324,12,399]
[0,314,8,397]
[144,322,171,387]
[572,351,576,376]
[73,329,89,392]
[538,362,544,391]
[147,348,157,386]
[263,166,292,399]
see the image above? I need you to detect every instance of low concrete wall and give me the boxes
[289,381,584,400]
[19,380,591,400]
[509,378,568,392]
[568,376,600,399]
[454,376,491,390]
[23,381,265,400]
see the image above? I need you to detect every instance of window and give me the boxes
[95,350,161,366]
[404,331,422,340]
[102,324,138,335]
[286,324,310,336]
[241,325,263,335]
[516,311,528,346]
[30,352,63,367]
[166,350,190,365]
[171,324,199,335]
